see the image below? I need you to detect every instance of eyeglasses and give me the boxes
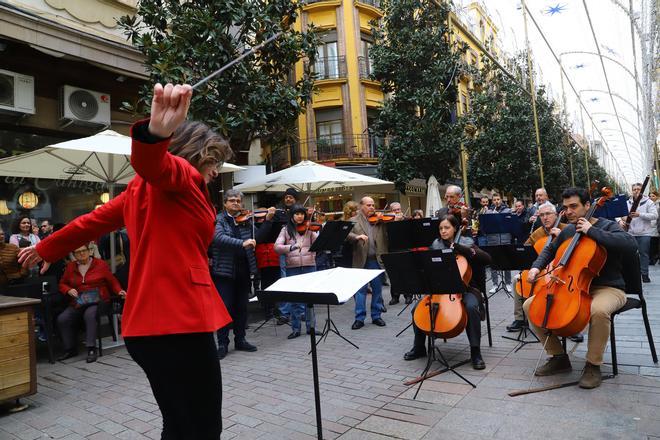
[40,225,49,228]
[538,212,555,217]
[226,198,241,204]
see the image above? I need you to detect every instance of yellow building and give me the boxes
[273,0,385,171]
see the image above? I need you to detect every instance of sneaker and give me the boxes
[505,284,512,293]
[488,287,497,294]
[235,339,257,352]
[86,348,97,363]
[506,320,525,332]
[534,354,572,376]
[642,275,651,283]
[578,362,602,389]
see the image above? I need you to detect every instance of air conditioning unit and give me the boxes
[60,85,111,127]
[0,69,35,115]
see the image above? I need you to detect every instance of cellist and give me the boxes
[403,214,491,370]
[524,187,637,389]
[506,202,566,332]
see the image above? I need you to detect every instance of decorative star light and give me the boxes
[543,3,567,15]
[600,119,607,123]
[601,45,618,56]
[590,97,600,102]
[574,63,586,69]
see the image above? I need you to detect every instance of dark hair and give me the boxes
[168,121,233,171]
[492,193,501,198]
[286,204,308,237]
[561,187,590,205]
[438,214,460,234]
[11,216,32,235]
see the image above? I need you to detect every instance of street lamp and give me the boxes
[18,191,39,210]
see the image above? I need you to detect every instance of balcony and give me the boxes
[358,56,374,79]
[357,0,381,8]
[312,56,347,80]
[302,134,384,162]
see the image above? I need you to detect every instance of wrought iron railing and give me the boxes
[312,56,347,80]
[300,134,384,161]
[358,56,374,79]
[357,0,382,8]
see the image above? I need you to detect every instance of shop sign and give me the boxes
[3,176,109,194]
[314,186,354,194]
[405,183,426,195]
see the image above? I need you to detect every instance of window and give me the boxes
[314,41,339,79]
[460,93,469,115]
[315,108,344,158]
[360,39,374,77]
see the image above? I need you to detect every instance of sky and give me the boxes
[456,0,652,188]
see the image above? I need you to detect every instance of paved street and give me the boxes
[1,266,660,440]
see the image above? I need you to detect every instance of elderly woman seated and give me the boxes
[57,243,125,363]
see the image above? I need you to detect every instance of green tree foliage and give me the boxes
[467,55,614,201]
[118,0,319,154]
[369,0,467,192]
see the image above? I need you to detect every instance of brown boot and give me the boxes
[534,354,572,376]
[578,362,602,389]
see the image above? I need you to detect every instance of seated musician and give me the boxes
[507,202,565,332]
[524,187,638,389]
[403,214,491,370]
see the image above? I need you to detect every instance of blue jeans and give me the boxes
[355,259,383,322]
[635,236,651,277]
[286,266,316,332]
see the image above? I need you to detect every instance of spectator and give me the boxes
[10,216,40,248]
[0,225,28,291]
[57,244,125,363]
[412,209,424,219]
[39,220,53,239]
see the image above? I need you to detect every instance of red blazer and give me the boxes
[59,258,122,308]
[37,120,231,337]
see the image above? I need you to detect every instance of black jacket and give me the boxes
[532,218,639,291]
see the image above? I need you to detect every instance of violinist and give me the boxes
[524,187,637,389]
[274,205,319,339]
[436,185,471,223]
[275,187,301,325]
[211,189,271,359]
[619,182,657,283]
[506,202,565,333]
[403,214,491,369]
[346,196,388,330]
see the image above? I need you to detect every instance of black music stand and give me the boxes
[479,214,525,298]
[258,268,382,440]
[307,222,357,350]
[253,221,287,333]
[489,245,541,351]
[383,249,476,398]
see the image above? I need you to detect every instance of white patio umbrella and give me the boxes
[426,175,442,217]
[0,129,244,271]
[233,160,393,193]
[0,130,244,187]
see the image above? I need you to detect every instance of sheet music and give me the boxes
[265,267,383,304]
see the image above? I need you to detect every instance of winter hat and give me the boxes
[284,188,299,200]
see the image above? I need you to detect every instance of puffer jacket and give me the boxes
[627,196,658,237]
[274,225,318,268]
[210,211,258,278]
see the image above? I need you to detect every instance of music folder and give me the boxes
[481,244,538,271]
[382,249,465,296]
[309,221,354,253]
[257,267,383,305]
[386,218,439,252]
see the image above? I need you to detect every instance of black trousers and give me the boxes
[259,266,281,317]
[412,292,481,349]
[125,333,222,440]
[57,305,98,351]
[213,272,250,346]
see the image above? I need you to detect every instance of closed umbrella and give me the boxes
[426,175,442,217]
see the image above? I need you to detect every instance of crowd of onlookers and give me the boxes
[0,215,128,363]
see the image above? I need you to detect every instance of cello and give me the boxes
[527,188,613,337]
[515,210,565,298]
[413,220,470,339]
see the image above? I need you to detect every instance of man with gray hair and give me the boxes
[210,189,259,359]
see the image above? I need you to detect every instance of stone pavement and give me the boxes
[1,266,660,439]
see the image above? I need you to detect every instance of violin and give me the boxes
[527,187,612,337]
[296,221,322,233]
[413,221,470,339]
[516,210,565,299]
[234,208,284,224]
[368,211,396,224]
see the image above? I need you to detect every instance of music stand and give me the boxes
[306,222,356,349]
[258,267,382,440]
[382,249,476,398]
[252,221,288,333]
[479,214,524,298]
[490,245,541,351]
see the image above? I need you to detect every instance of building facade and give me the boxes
[0,0,146,228]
